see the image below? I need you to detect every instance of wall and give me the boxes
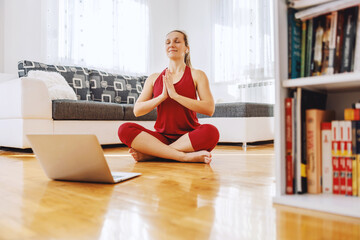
[148,0,222,100]
[0,0,4,72]
[178,0,213,81]
[148,0,179,74]
[178,0,231,101]
[3,0,46,74]
[148,0,214,82]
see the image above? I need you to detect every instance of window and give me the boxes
[213,0,275,103]
[214,0,274,83]
[47,0,149,75]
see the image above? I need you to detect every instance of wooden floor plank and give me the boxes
[0,143,359,239]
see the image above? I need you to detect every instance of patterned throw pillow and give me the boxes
[18,60,91,101]
[89,69,147,104]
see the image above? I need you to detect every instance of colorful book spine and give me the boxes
[322,122,333,193]
[288,8,302,79]
[334,10,345,74]
[285,98,294,194]
[344,108,355,120]
[305,19,314,77]
[332,120,340,194]
[306,109,335,193]
[353,4,360,71]
[340,7,359,73]
[344,108,360,120]
[358,154,360,196]
[312,17,325,76]
[352,121,360,196]
[301,21,307,77]
[355,109,360,120]
[321,14,332,75]
[339,121,347,195]
[327,11,338,74]
[297,88,328,194]
[343,121,353,196]
[321,122,333,193]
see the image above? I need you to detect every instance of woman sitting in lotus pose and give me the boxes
[118,30,219,164]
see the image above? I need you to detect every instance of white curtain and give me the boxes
[47,0,149,75]
[213,0,274,103]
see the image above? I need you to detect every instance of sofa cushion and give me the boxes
[18,60,91,101]
[197,102,274,118]
[52,100,125,120]
[89,69,147,104]
[52,100,157,121]
[27,70,77,100]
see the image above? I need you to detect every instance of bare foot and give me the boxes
[129,148,154,162]
[183,151,212,164]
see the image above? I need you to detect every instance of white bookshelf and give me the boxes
[273,0,360,218]
[283,72,360,91]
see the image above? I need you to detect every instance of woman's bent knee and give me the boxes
[202,124,220,151]
[202,124,220,142]
[118,122,144,147]
[190,124,220,152]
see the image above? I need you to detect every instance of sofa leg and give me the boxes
[243,142,247,150]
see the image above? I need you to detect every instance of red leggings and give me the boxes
[118,122,219,152]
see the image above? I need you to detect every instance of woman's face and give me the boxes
[165,31,189,60]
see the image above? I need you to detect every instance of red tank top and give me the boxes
[153,66,200,139]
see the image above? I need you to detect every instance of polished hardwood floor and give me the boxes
[1,143,360,240]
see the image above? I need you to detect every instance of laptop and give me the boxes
[27,134,141,184]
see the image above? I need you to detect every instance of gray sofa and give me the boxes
[0,60,274,149]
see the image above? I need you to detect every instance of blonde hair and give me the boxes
[167,30,192,68]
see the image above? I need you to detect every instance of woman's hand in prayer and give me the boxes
[163,69,179,99]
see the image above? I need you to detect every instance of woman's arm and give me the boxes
[133,73,168,117]
[164,69,215,116]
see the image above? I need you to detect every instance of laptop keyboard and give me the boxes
[112,174,125,181]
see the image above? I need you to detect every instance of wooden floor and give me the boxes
[1,144,360,240]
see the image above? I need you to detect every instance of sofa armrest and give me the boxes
[0,77,52,119]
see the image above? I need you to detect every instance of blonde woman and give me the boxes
[118,30,219,163]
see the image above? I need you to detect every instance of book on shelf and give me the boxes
[353,6,360,71]
[321,12,337,74]
[344,108,360,120]
[292,88,327,194]
[285,98,295,194]
[301,21,307,77]
[339,121,352,195]
[305,19,314,76]
[306,109,335,193]
[287,2,360,78]
[351,121,360,196]
[330,120,354,195]
[288,8,302,79]
[334,10,345,73]
[312,16,326,76]
[345,121,353,196]
[340,7,358,73]
[321,122,333,193]
[331,120,341,194]
[339,145,347,194]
